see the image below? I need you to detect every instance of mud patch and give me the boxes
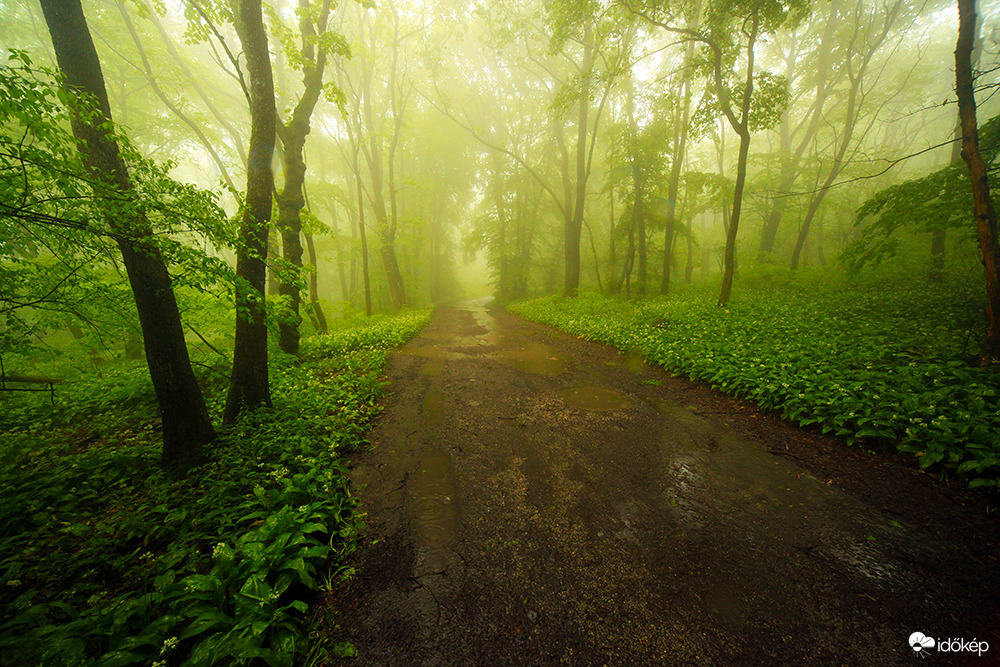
[496,342,567,375]
[560,385,631,411]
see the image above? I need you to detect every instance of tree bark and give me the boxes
[224,0,276,423]
[661,3,700,294]
[717,13,758,307]
[563,22,593,297]
[360,16,407,311]
[275,0,333,354]
[39,0,214,476]
[956,0,1000,364]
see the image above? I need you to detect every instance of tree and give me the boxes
[789,0,908,270]
[701,0,799,305]
[36,0,215,476]
[223,0,277,423]
[631,0,802,306]
[956,0,1000,365]
[660,0,701,295]
[272,0,348,354]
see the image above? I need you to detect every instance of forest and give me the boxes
[2,0,1000,664]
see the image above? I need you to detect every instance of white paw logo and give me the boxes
[910,632,935,653]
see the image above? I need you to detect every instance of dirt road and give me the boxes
[330,299,1000,665]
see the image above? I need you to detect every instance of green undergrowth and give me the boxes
[511,280,1000,490]
[0,309,430,666]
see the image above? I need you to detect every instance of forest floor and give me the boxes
[326,299,1000,666]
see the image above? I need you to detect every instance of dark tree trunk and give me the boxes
[564,23,593,298]
[224,0,276,423]
[956,0,1000,364]
[661,5,698,295]
[39,0,214,476]
[685,225,695,284]
[275,0,332,354]
[717,13,759,307]
[354,153,373,317]
[360,33,406,312]
[607,184,616,292]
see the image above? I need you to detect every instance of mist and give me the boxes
[3,0,1000,663]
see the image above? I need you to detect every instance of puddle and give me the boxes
[410,453,460,573]
[422,385,445,429]
[419,360,445,376]
[823,539,900,584]
[560,386,632,411]
[497,342,567,375]
[399,346,469,361]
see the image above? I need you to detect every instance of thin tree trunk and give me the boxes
[564,22,593,297]
[354,150,373,316]
[661,3,700,294]
[224,0,276,423]
[275,0,332,354]
[585,220,603,292]
[304,232,328,333]
[717,13,758,307]
[685,222,695,284]
[39,0,214,475]
[608,183,616,292]
[360,22,406,311]
[956,0,1000,364]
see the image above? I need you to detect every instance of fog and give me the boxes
[2,0,999,337]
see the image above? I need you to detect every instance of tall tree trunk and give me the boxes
[934,14,981,282]
[956,0,1000,364]
[717,13,758,307]
[267,232,280,296]
[564,22,593,297]
[224,0,276,423]
[607,183,616,292]
[618,212,637,297]
[790,62,862,269]
[661,3,699,294]
[275,0,332,354]
[360,23,406,311]
[39,0,214,475]
[354,148,373,316]
[685,223,695,284]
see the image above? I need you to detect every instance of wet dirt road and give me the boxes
[331,300,1000,665]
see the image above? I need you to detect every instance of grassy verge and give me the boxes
[510,280,1000,490]
[0,310,429,666]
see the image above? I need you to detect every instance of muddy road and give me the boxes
[330,300,1000,665]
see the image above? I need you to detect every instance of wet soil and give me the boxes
[329,299,1000,666]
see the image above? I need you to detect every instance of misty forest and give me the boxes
[2,0,1000,663]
